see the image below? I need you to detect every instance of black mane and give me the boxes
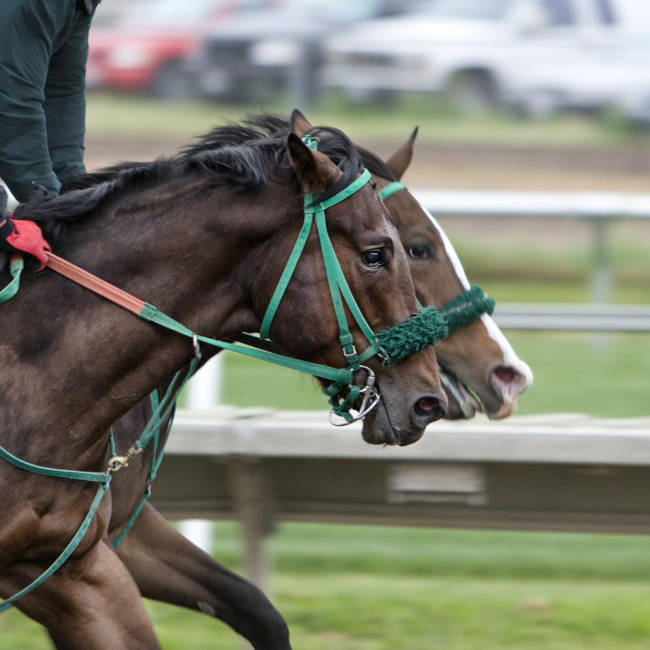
[15,113,364,227]
[181,113,397,182]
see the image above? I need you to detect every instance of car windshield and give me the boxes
[421,0,512,20]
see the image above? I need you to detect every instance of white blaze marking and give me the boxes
[418,201,533,387]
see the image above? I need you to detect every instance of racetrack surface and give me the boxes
[86,134,650,191]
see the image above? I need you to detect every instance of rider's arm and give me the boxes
[0,0,73,202]
[44,9,93,187]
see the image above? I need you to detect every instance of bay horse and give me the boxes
[0,121,446,647]
[38,113,532,649]
[35,111,533,650]
[353,130,533,419]
[169,110,532,418]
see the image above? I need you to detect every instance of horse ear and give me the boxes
[385,127,419,180]
[290,108,313,137]
[287,133,339,193]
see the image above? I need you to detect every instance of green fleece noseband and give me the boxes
[374,284,495,366]
[441,284,495,331]
[376,306,448,365]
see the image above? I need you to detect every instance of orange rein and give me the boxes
[46,252,145,315]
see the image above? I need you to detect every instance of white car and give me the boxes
[323,0,650,118]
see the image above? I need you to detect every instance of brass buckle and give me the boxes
[107,445,143,474]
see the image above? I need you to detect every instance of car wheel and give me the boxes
[446,70,498,112]
[150,60,197,101]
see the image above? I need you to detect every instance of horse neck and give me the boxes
[0,176,294,466]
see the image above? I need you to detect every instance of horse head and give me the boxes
[257,123,446,446]
[376,130,533,419]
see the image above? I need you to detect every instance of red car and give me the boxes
[88,0,266,98]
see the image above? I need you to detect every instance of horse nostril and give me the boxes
[413,395,445,424]
[493,365,518,385]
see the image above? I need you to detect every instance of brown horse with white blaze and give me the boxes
[373,128,532,419]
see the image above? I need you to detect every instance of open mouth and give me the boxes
[439,368,484,419]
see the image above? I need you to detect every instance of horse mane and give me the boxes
[15,114,363,227]
[180,113,397,182]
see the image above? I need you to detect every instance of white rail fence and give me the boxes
[414,188,650,305]
[154,410,650,589]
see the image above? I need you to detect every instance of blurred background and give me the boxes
[3,0,650,648]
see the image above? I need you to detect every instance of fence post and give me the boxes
[179,356,223,552]
[590,217,612,304]
[227,457,274,593]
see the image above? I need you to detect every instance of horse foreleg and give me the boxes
[113,503,291,650]
[5,540,160,650]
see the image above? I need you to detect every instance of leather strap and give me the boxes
[46,253,145,315]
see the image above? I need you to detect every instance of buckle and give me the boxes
[328,365,381,426]
[107,444,143,474]
[343,344,358,361]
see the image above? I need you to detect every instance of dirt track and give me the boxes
[86,134,650,191]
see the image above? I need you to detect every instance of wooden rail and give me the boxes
[151,409,650,588]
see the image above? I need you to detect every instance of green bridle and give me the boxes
[258,137,446,424]
[378,180,408,202]
[254,142,495,423]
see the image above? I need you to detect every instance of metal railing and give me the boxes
[493,302,650,331]
[414,188,650,306]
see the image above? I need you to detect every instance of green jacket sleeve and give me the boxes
[45,9,92,187]
[0,0,91,203]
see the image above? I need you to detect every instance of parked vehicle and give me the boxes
[87,0,266,99]
[322,0,650,119]
[190,0,425,103]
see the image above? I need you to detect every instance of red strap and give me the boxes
[46,253,145,315]
[6,219,51,271]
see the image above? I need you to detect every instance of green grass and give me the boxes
[86,91,650,146]
[5,524,650,649]
[219,328,650,418]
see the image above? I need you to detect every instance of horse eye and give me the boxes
[407,244,432,261]
[361,248,385,267]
